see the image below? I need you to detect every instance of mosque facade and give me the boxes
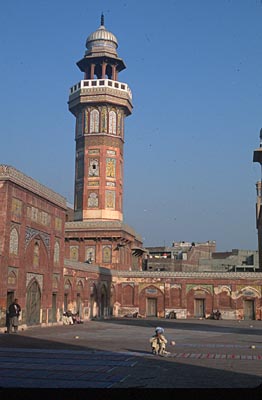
[1,16,262,330]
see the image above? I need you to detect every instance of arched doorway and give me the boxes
[101,285,108,317]
[90,284,98,318]
[26,280,41,325]
[139,285,165,317]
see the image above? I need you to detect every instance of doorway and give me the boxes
[51,293,57,323]
[194,299,205,318]
[26,280,41,325]
[146,298,157,317]
[243,300,255,320]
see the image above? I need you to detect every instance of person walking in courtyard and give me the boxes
[7,298,21,333]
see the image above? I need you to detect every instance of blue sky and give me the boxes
[0,0,262,251]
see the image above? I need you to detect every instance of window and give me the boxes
[70,246,79,261]
[33,241,40,267]
[90,109,99,133]
[109,111,116,134]
[54,241,60,264]
[9,228,19,255]
[102,246,112,263]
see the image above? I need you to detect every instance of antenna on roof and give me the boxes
[101,12,104,26]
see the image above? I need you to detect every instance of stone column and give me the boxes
[90,63,95,79]
[102,62,107,79]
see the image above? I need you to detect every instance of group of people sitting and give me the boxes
[62,311,83,325]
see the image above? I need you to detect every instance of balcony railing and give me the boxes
[69,79,132,99]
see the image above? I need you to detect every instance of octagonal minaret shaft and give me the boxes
[68,16,133,222]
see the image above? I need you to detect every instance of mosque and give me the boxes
[1,15,262,330]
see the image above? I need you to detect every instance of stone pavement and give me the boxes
[0,318,262,396]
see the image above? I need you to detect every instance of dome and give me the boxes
[86,17,118,51]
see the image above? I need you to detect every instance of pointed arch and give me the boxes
[26,279,41,325]
[54,240,60,264]
[109,110,116,134]
[7,270,17,286]
[90,109,99,133]
[9,227,19,255]
[122,284,134,306]
[90,283,98,318]
[33,241,40,267]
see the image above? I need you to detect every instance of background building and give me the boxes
[143,242,258,273]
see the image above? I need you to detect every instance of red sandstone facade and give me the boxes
[0,165,67,328]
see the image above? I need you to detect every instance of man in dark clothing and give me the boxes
[7,299,21,333]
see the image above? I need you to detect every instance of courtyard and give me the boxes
[0,317,262,393]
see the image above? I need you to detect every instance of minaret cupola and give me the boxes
[85,13,118,55]
[77,14,126,80]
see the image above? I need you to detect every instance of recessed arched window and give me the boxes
[102,246,112,263]
[64,279,72,290]
[33,241,40,267]
[7,271,17,285]
[70,246,79,261]
[9,228,19,255]
[109,111,116,134]
[90,109,99,133]
[77,280,84,292]
[122,284,134,306]
[54,241,60,264]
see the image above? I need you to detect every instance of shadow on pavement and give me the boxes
[0,322,261,394]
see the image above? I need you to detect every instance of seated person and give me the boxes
[214,309,221,320]
[62,312,70,325]
[149,327,169,355]
[62,311,74,325]
[66,311,74,324]
[74,312,84,324]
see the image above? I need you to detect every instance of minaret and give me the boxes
[68,14,133,222]
[253,129,262,270]
[65,16,143,271]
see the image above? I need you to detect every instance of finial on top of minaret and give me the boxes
[259,128,262,147]
[101,12,104,26]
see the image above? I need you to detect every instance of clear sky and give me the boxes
[0,0,262,252]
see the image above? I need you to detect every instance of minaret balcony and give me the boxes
[69,79,133,115]
[69,79,132,100]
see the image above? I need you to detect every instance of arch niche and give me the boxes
[90,283,99,318]
[26,279,41,325]
[100,284,108,318]
[139,285,165,318]
[187,286,213,318]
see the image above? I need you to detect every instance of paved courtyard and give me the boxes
[0,317,262,394]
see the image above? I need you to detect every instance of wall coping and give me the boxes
[0,165,67,209]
